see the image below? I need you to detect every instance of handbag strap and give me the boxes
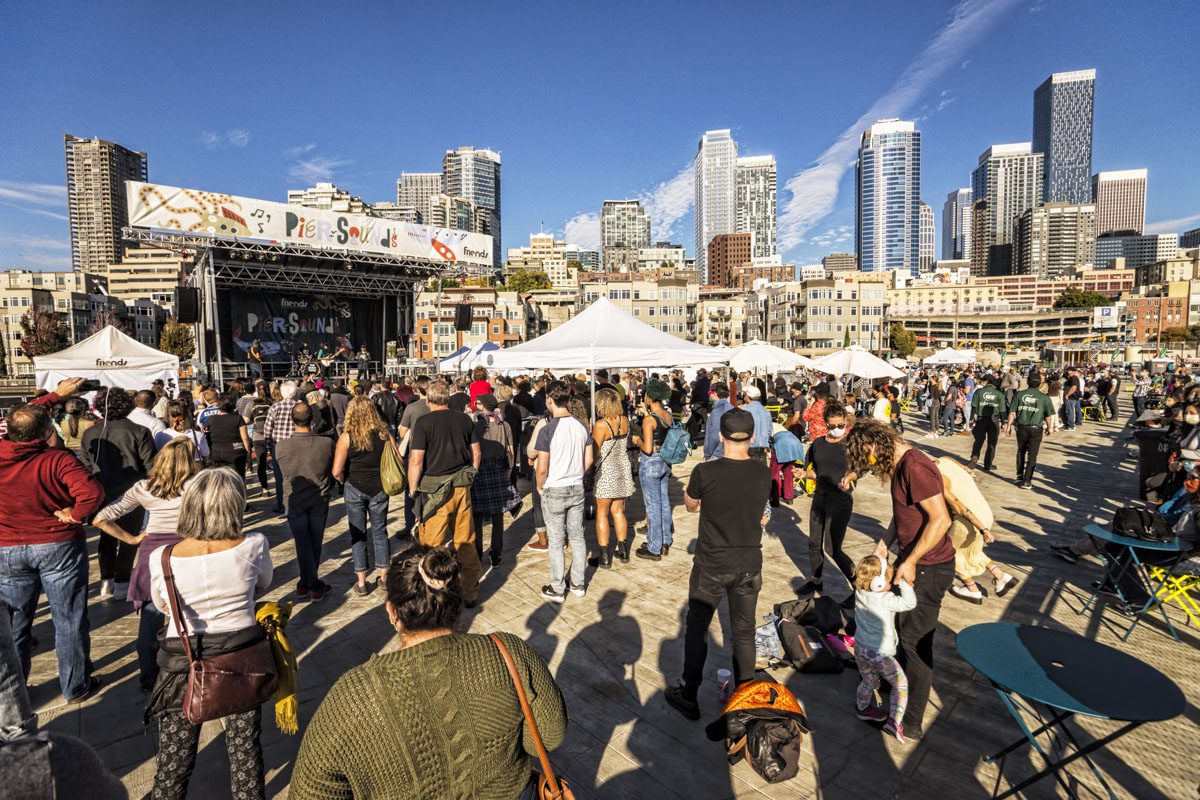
[159,544,196,664]
[489,633,562,798]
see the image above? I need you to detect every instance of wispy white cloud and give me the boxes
[563,212,601,250]
[16,251,71,269]
[777,0,1020,253]
[288,155,353,184]
[0,233,69,250]
[1146,213,1200,235]
[637,164,695,242]
[0,180,65,207]
[0,232,71,269]
[201,129,252,149]
[284,143,317,159]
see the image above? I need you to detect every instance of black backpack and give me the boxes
[775,621,844,674]
[1113,506,1173,543]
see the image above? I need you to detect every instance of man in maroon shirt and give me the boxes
[845,420,953,740]
[0,399,106,701]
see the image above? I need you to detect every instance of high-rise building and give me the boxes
[425,193,491,239]
[371,202,420,222]
[396,172,442,223]
[286,182,372,214]
[970,143,1044,276]
[1182,228,1200,250]
[856,119,921,275]
[1094,233,1178,270]
[636,243,688,272]
[919,200,935,272]
[694,129,738,283]
[562,245,599,272]
[706,233,752,288]
[64,134,148,274]
[1092,169,1147,236]
[1016,202,1096,279]
[443,147,501,267]
[1033,69,1096,203]
[941,188,973,261]
[600,200,651,271]
[822,253,858,272]
[734,155,777,259]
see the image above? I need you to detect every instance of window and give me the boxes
[492,324,500,334]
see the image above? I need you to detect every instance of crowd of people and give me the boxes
[0,355,1188,797]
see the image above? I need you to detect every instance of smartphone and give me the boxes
[78,379,104,393]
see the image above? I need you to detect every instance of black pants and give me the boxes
[210,449,247,480]
[154,707,263,800]
[808,489,856,585]
[686,405,708,446]
[137,605,165,692]
[474,513,504,563]
[252,441,270,492]
[969,417,1001,469]
[896,560,954,732]
[97,508,140,582]
[1015,425,1043,484]
[682,565,761,691]
[1104,393,1118,420]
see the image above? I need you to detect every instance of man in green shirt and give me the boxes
[969,375,1008,472]
[1004,373,1055,489]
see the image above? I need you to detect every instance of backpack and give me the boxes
[1113,506,1173,543]
[776,621,844,673]
[705,680,810,785]
[250,400,271,441]
[373,391,399,427]
[654,413,691,466]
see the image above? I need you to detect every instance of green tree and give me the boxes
[18,310,69,357]
[565,259,582,272]
[890,321,917,357]
[1161,326,1195,343]
[843,326,852,347]
[431,277,460,289]
[506,269,552,293]
[1054,287,1112,309]
[159,317,196,360]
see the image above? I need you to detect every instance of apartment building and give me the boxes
[696,287,748,348]
[411,286,526,359]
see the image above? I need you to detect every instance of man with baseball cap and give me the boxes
[665,407,772,721]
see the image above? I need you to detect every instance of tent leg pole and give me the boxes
[590,367,596,426]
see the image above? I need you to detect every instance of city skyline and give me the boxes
[1,1,1197,271]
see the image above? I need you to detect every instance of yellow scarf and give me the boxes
[255,601,298,734]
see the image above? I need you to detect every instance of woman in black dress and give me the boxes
[797,400,858,603]
[205,392,251,481]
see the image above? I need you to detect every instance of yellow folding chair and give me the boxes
[1148,559,1200,630]
[900,398,914,413]
[1082,405,1104,422]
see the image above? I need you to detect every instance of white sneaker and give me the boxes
[98,579,114,599]
[570,582,586,598]
[994,573,1020,597]
[950,584,983,604]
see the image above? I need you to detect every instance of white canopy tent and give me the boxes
[811,344,903,380]
[729,339,820,373]
[483,298,731,370]
[923,347,977,365]
[34,325,180,394]
[437,340,501,373]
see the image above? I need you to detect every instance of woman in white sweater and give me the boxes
[146,467,273,800]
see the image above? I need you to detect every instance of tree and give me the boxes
[842,326,852,347]
[890,321,917,357]
[18,310,69,357]
[90,308,129,335]
[506,269,552,293]
[565,259,583,273]
[432,277,460,289]
[1054,287,1112,309]
[1161,326,1195,343]
[159,317,196,360]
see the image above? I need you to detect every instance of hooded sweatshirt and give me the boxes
[0,438,106,547]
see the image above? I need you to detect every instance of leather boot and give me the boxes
[616,539,630,564]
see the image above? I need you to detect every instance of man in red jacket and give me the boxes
[0,400,105,702]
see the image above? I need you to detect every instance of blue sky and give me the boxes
[1,0,1197,270]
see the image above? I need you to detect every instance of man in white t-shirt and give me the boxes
[535,380,593,604]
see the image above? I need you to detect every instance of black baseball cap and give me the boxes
[720,408,755,441]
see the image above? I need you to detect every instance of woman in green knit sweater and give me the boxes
[291,545,568,799]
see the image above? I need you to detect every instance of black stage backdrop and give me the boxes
[220,291,383,363]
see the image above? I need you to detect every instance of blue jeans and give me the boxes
[639,453,673,554]
[287,502,329,589]
[0,599,35,730]
[137,604,165,692]
[542,484,585,593]
[940,404,957,435]
[1064,398,1081,428]
[344,483,390,574]
[0,538,91,699]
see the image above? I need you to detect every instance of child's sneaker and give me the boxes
[883,717,906,743]
[856,704,887,723]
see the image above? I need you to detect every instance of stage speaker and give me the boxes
[454,303,472,331]
[174,287,200,323]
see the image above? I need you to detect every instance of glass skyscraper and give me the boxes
[941,188,973,261]
[1033,69,1095,204]
[855,119,921,275]
[694,129,738,283]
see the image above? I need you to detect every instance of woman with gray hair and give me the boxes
[146,467,273,800]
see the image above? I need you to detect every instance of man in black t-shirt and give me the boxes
[1063,367,1082,430]
[665,408,772,721]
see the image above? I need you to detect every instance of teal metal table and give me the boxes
[957,622,1184,800]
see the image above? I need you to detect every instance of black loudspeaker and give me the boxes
[174,287,200,323]
[454,303,472,331]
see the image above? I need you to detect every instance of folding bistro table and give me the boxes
[957,623,1184,800]
[1079,522,1187,641]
